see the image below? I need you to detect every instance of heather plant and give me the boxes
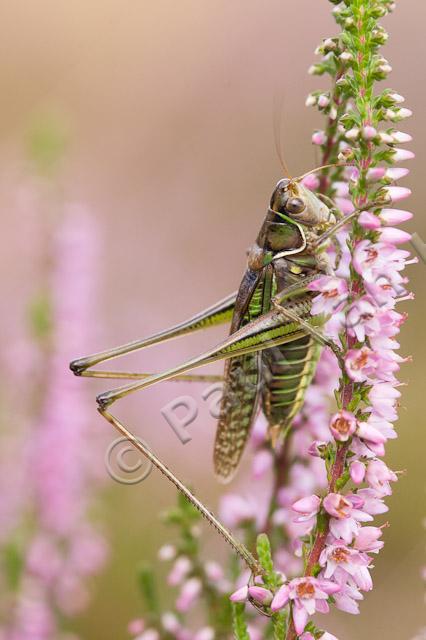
[126,1,414,639]
[0,123,108,639]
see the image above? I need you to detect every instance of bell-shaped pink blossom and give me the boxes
[248,586,273,605]
[345,348,381,383]
[380,208,413,225]
[229,585,248,602]
[308,276,349,315]
[378,227,411,244]
[292,494,321,522]
[354,526,384,553]
[329,410,357,442]
[365,459,397,496]
[312,130,327,145]
[350,460,366,485]
[383,185,412,202]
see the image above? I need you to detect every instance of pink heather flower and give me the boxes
[128,619,145,635]
[357,488,388,516]
[333,579,363,614]
[248,586,273,605]
[329,410,357,442]
[350,461,366,485]
[312,130,327,145]
[335,196,355,215]
[230,585,248,602]
[308,276,348,315]
[368,383,401,420]
[362,125,377,140]
[252,449,274,479]
[324,494,372,543]
[301,174,320,191]
[358,210,381,230]
[357,420,387,445]
[321,634,340,640]
[194,628,215,640]
[292,494,321,522]
[345,348,381,383]
[352,240,409,283]
[345,297,381,342]
[390,148,415,163]
[300,634,315,640]
[318,94,330,108]
[354,526,384,553]
[391,131,412,143]
[378,227,411,244]
[320,542,371,590]
[161,612,181,634]
[367,166,386,181]
[385,167,409,180]
[379,208,413,225]
[138,631,160,640]
[158,544,176,561]
[271,584,290,611]
[323,493,352,519]
[365,459,397,496]
[308,440,328,458]
[288,577,340,634]
[175,577,202,612]
[167,556,192,586]
[383,185,412,202]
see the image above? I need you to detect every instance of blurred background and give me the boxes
[0,1,424,638]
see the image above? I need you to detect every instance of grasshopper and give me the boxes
[70,166,368,575]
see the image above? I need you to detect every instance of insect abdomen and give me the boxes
[261,335,322,432]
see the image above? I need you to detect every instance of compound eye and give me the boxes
[286,197,305,215]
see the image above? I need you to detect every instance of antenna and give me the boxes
[295,162,350,182]
[273,94,292,179]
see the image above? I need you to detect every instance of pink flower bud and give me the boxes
[323,493,352,519]
[383,186,412,203]
[230,585,249,602]
[385,167,409,180]
[176,577,202,612]
[252,449,274,479]
[358,211,381,230]
[389,92,405,103]
[308,440,327,457]
[345,127,360,140]
[292,494,321,515]
[194,628,215,640]
[357,421,387,444]
[350,460,366,485]
[390,149,415,163]
[380,208,413,225]
[354,526,384,552]
[312,130,327,145]
[318,94,330,108]
[161,613,181,633]
[367,166,386,181]
[128,619,145,635]
[330,410,357,442]
[362,125,377,140]
[391,131,412,143]
[271,584,290,611]
[379,228,411,244]
[248,586,273,605]
[301,174,320,191]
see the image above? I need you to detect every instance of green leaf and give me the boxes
[232,603,250,640]
[272,610,287,639]
[137,565,159,615]
[3,542,24,590]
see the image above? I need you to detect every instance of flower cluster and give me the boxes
[0,197,108,639]
[230,1,413,638]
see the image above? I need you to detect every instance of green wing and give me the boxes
[213,268,264,483]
